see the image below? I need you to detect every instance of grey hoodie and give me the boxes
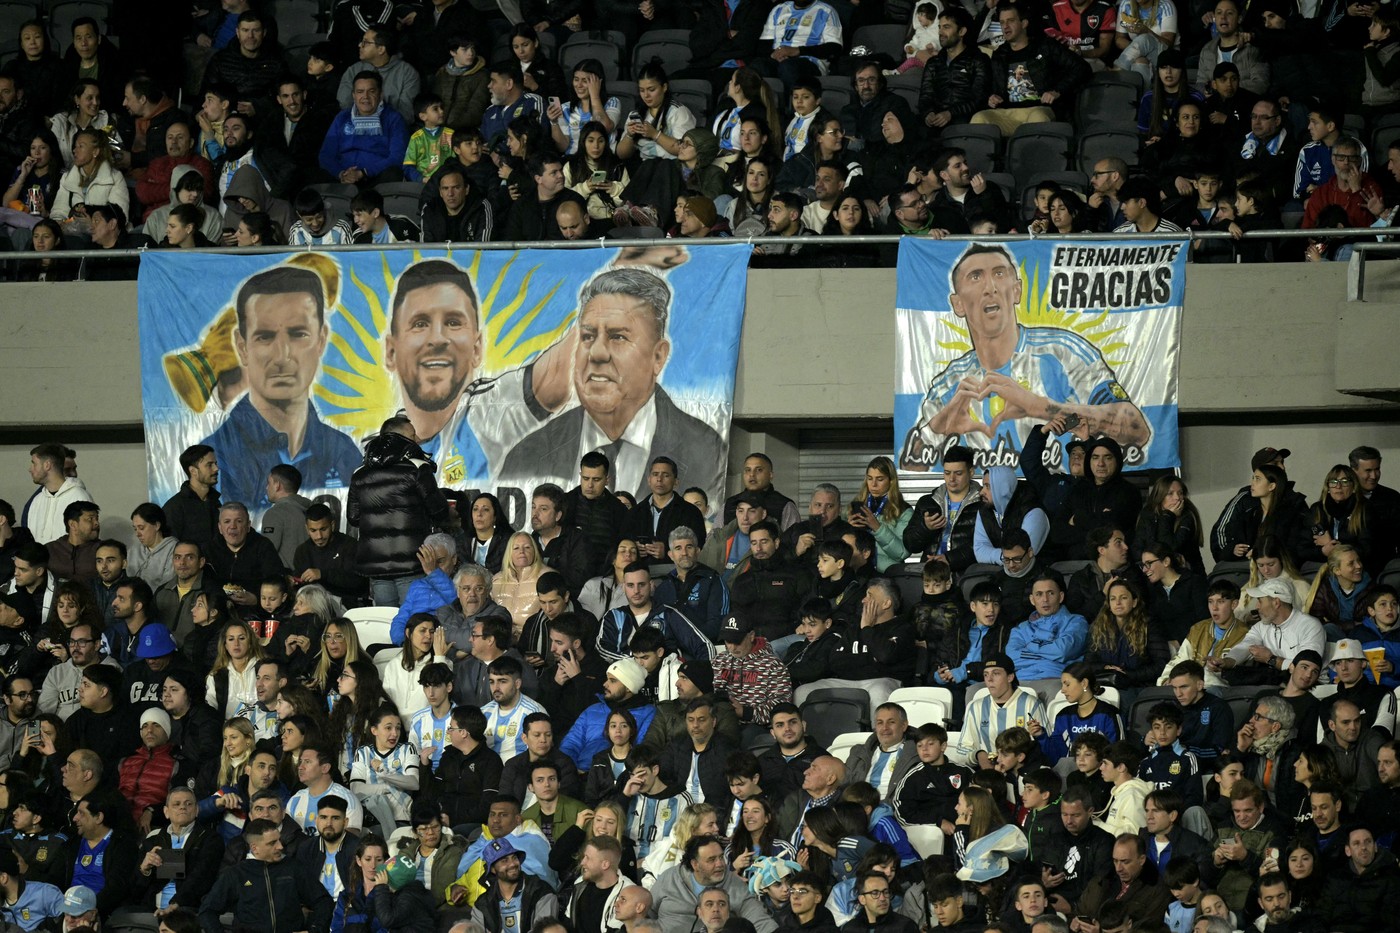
[262,493,314,568]
[144,163,222,242]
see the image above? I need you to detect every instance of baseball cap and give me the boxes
[719,613,752,643]
[61,887,98,916]
[0,592,32,624]
[1212,61,1240,79]
[1250,447,1291,470]
[1243,578,1295,604]
[975,653,1016,678]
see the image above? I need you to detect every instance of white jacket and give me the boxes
[23,477,92,545]
[51,160,130,222]
[376,648,449,720]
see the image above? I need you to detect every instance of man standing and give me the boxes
[260,465,311,568]
[292,503,368,607]
[622,462,710,560]
[563,452,629,577]
[162,446,220,552]
[724,453,800,530]
[653,527,728,640]
[23,445,92,545]
[1350,445,1400,566]
[502,268,728,502]
[349,416,451,608]
[652,835,778,933]
[199,819,333,933]
[46,503,101,583]
[918,8,993,134]
[259,76,335,194]
[972,0,1090,133]
[201,264,362,510]
[530,484,593,598]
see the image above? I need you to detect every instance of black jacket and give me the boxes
[430,741,505,827]
[903,488,986,573]
[136,822,225,910]
[66,827,139,917]
[731,555,811,641]
[620,494,709,549]
[200,854,334,933]
[293,531,370,605]
[476,874,558,933]
[205,531,287,589]
[918,47,993,123]
[659,734,736,804]
[563,487,629,577]
[1065,476,1143,559]
[421,189,495,243]
[1209,482,1311,564]
[203,44,288,113]
[535,526,595,598]
[689,0,774,69]
[986,35,1091,118]
[784,627,846,688]
[347,432,451,578]
[829,618,917,684]
[162,482,222,552]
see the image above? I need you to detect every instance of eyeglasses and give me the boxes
[1327,478,1356,487]
[67,637,94,646]
[1250,711,1278,723]
[7,691,34,699]
[324,633,346,642]
[860,889,891,898]
[1334,154,1361,163]
[1001,552,1028,566]
[1091,169,1114,176]
[789,888,816,897]
[1139,558,1161,570]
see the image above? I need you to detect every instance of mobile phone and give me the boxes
[590,169,608,185]
[1062,412,1082,430]
[24,721,40,742]
[549,96,561,110]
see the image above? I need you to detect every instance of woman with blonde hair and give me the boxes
[312,619,364,705]
[1237,536,1311,622]
[642,802,719,886]
[849,456,911,571]
[548,797,641,886]
[1307,543,1374,635]
[492,531,547,636]
[579,538,640,620]
[1306,464,1375,570]
[206,619,265,720]
[216,717,256,788]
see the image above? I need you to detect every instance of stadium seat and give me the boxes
[1208,560,1252,589]
[984,171,1016,202]
[1221,685,1276,733]
[635,28,692,44]
[904,823,946,857]
[632,38,691,80]
[886,563,924,618]
[283,32,326,70]
[1050,559,1091,578]
[890,85,920,115]
[959,563,1000,602]
[763,76,785,108]
[827,730,871,764]
[801,688,873,748]
[1075,83,1139,134]
[560,38,622,82]
[669,78,714,122]
[1006,132,1071,191]
[605,225,664,238]
[1127,686,1177,738]
[748,731,777,754]
[376,182,423,222]
[44,0,101,43]
[309,181,359,202]
[344,606,395,649]
[888,686,953,727]
[1077,131,1140,173]
[852,24,907,62]
[275,0,322,37]
[967,683,1046,710]
[1380,557,1400,591]
[943,130,999,175]
[817,84,851,115]
[1091,69,1144,92]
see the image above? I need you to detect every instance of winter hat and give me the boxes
[679,658,715,695]
[140,707,172,737]
[685,195,718,228]
[607,658,647,695]
[682,128,721,167]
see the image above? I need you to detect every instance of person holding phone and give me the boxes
[549,60,620,155]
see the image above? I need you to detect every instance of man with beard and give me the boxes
[39,621,120,720]
[474,838,559,929]
[0,675,36,770]
[726,520,811,644]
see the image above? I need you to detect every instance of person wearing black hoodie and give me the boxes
[1064,437,1143,560]
[347,417,452,608]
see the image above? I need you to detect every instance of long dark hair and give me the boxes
[822,194,874,236]
[328,659,395,767]
[470,492,514,542]
[567,120,622,181]
[635,60,675,127]
[568,58,609,109]
[728,795,781,864]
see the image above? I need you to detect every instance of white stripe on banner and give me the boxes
[893,237,1184,476]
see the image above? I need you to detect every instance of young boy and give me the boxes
[783,77,824,161]
[1097,740,1152,836]
[619,746,693,860]
[1190,169,1225,225]
[785,598,845,687]
[404,91,454,183]
[811,540,864,626]
[253,576,292,643]
[1359,584,1400,689]
[1061,732,1110,812]
[936,581,1007,688]
[1138,703,1203,806]
[1018,766,1061,862]
[197,82,235,162]
[1204,749,1246,825]
[891,723,973,833]
[287,188,354,245]
[1294,102,1364,199]
[1163,579,1245,687]
[722,751,767,832]
[408,662,455,768]
[994,726,1051,793]
[842,782,919,866]
[927,874,982,933]
[911,559,967,685]
[1202,62,1258,142]
[1163,856,1205,933]
[305,41,338,110]
[351,189,417,244]
[1007,880,1050,931]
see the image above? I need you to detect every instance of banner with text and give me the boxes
[894,238,1184,475]
[138,244,750,525]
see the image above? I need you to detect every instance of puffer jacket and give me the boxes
[348,432,451,579]
[903,482,985,572]
[918,47,993,121]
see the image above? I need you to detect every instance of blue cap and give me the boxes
[134,623,178,659]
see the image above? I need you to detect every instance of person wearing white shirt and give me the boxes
[482,655,547,760]
[1216,578,1325,675]
[22,444,92,545]
[287,744,365,832]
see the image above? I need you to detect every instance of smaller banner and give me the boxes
[894,237,1186,476]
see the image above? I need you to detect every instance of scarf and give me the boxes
[1240,128,1286,160]
[351,104,386,135]
[1254,724,1291,758]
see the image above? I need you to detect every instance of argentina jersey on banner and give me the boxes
[894,237,1184,476]
[137,244,750,524]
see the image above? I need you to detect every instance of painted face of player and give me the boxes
[949,249,1021,347]
[235,290,328,406]
[386,280,484,415]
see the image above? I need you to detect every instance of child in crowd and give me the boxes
[891,723,974,833]
[1164,856,1207,933]
[1359,585,1400,688]
[1159,579,1247,687]
[1098,740,1152,836]
[911,558,967,686]
[1138,703,1203,806]
[898,3,941,72]
[197,83,234,163]
[935,581,1013,690]
[435,35,491,132]
[785,598,844,688]
[287,189,354,245]
[1017,766,1061,862]
[994,726,1051,793]
[783,78,824,161]
[404,92,454,183]
[841,782,919,867]
[811,540,864,627]
[252,576,293,644]
[305,41,339,110]
[349,706,420,833]
[1067,732,1113,817]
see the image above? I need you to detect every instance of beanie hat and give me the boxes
[607,658,647,695]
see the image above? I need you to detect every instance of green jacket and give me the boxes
[523,795,589,844]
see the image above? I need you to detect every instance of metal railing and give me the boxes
[1347,242,1400,300]
[4,224,1395,262]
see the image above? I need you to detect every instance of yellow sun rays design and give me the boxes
[313,250,575,439]
[936,261,1131,367]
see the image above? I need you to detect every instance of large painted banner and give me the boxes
[138,244,750,523]
[894,238,1184,475]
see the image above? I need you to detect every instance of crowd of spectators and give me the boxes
[0,423,1397,933]
[0,0,1397,276]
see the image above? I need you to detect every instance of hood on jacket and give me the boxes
[985,466,1017,512]
[1085,437,1124,477]
[363,430,434,468]
[169,163,209,206]
[225,163,271,210]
